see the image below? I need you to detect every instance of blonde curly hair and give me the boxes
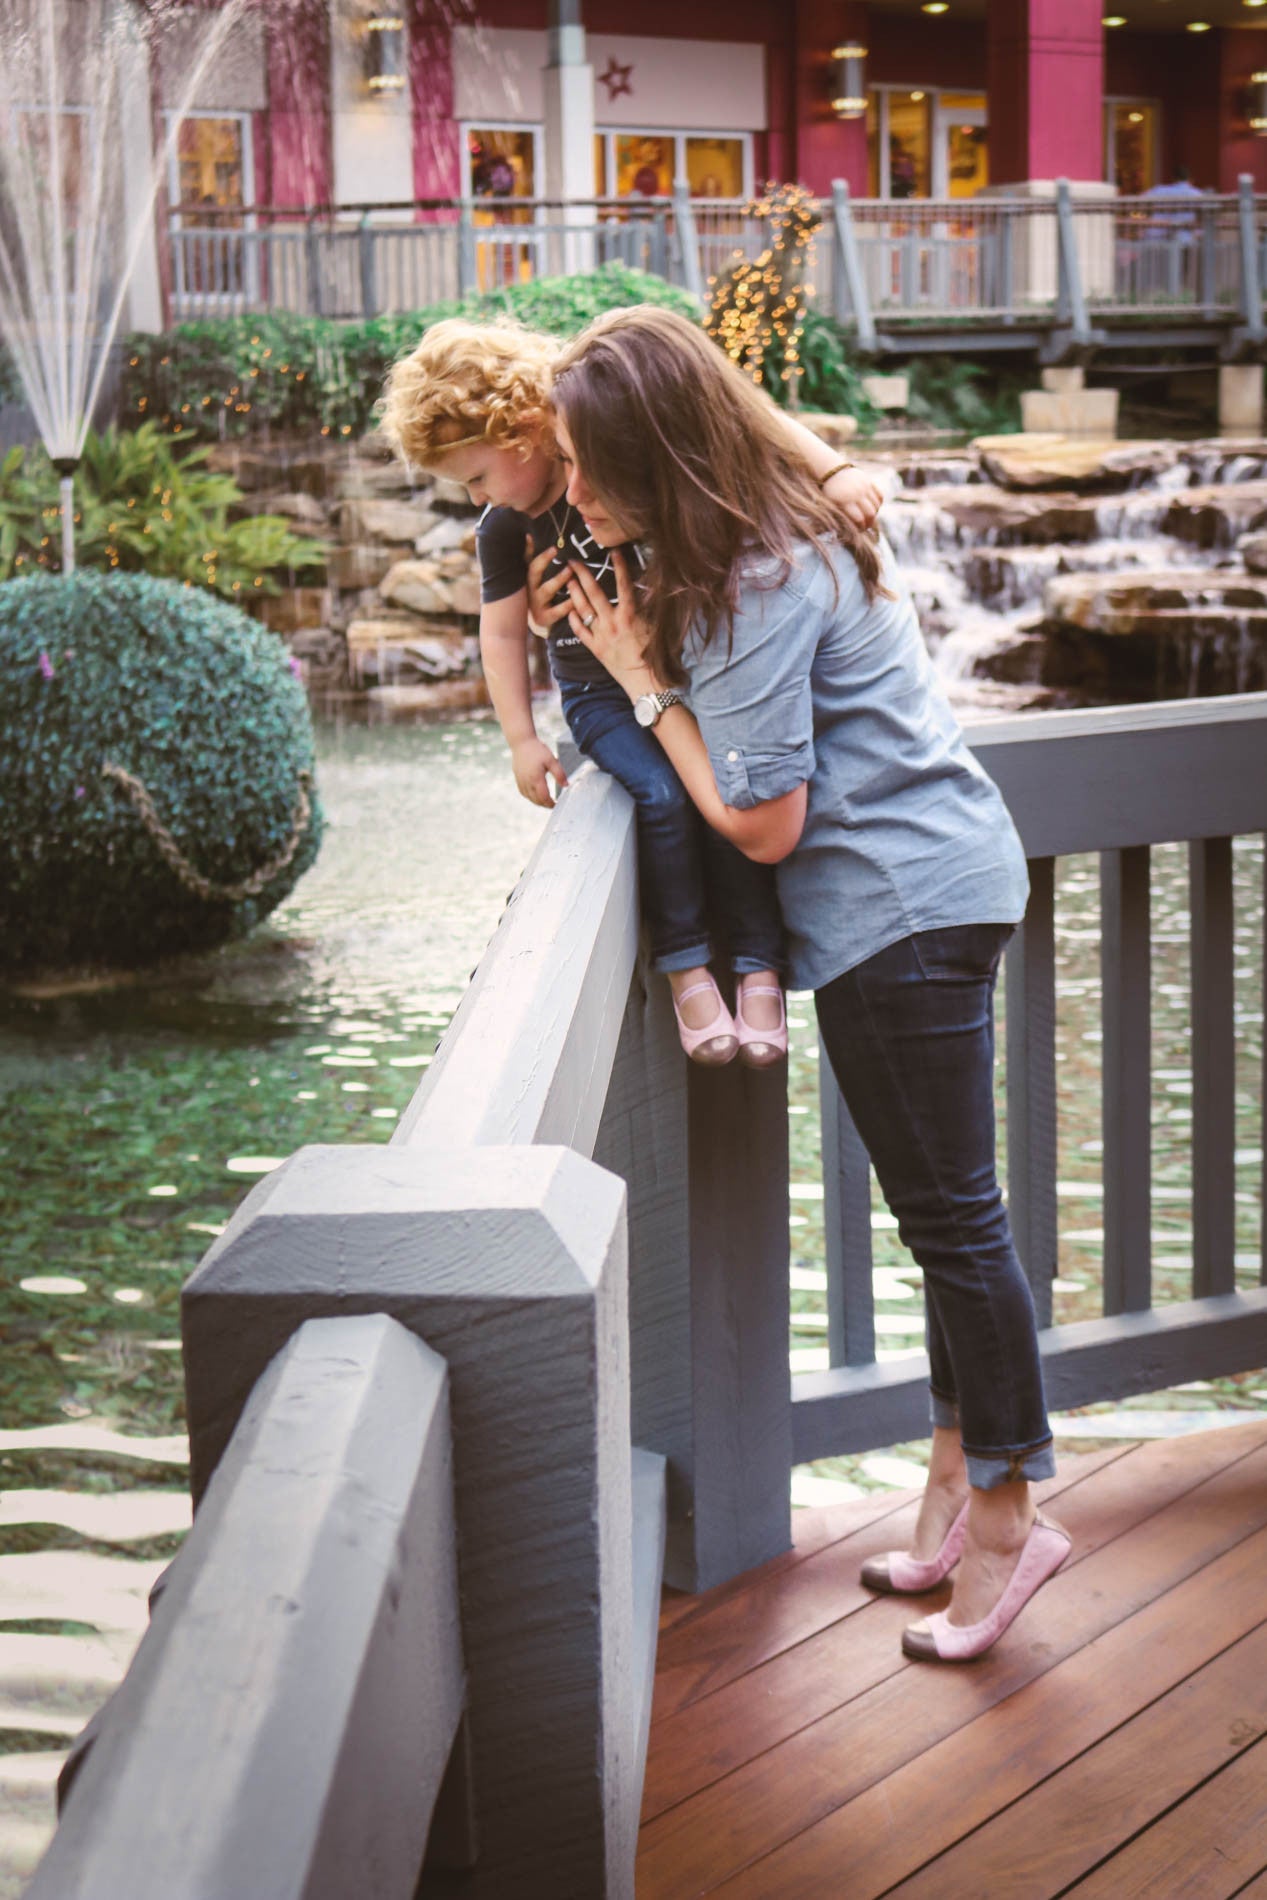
[379,317,560,470]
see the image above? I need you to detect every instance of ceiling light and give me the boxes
[922,3,949,12]
[1128,110,1144,121]
[1186,18,1211,28]
[1102,14,1127,24]
[910,90,926,101]
[1246,2,1267,10]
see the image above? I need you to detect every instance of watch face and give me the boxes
[634,696,657,727]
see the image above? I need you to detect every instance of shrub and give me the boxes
[120,265,704,444]
[0,570,323,971]
[901,357,1024,435]
[0,425,325,597]
[761,307,882,424]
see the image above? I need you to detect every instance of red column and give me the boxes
[1217,29,1267,194]
[409,0,462,202]
[792,0,869,198]
[265,0,332,208]
[987,0,1103,187]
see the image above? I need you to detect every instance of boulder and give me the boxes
[328,544,406,592]
[1162,481,1267,549]
[257,587,336,635]
[1239,531,1267,575]
[252,491,329,528]
[338,498,439,545]
[416,516,472,557]
[921,485,1103,544]
[207,443,342,498]
[367,678,491,717]
[973,434,1179,492]
[1042,568,1267,636]
[379,560,452,615]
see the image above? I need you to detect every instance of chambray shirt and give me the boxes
[681,539,1030,993]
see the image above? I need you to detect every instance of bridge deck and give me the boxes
[639,1419,1267,1898]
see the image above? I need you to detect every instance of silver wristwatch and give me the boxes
[633,690,682,729]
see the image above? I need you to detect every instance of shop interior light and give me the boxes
[1102,15,1127,25]
[1250,70,1267,131]
[1186,19,1212,28]
[1246,1,1267,10]
[922,3,949,12]
[830,42,868,119]
[910,90,926,101]
[364,13,405,93]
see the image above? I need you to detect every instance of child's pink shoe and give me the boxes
[672,975,738,1066]
[735,979,787,1068]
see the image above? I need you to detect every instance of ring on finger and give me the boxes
[581,611,597,629]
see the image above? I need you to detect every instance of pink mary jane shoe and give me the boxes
[860,1499,969,1596]
[735,981,788,1069]
[901,1515,1072,1662]
[672,976,739,1066]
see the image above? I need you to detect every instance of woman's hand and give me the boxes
[824,465,885,531]
[565,550,659,698]
[525,537,573,637]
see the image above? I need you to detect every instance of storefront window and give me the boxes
[887,93,931,199]
[866,93,881,198]
[1107,100,1158,195]
[614,135,673,199]
[942,93,988,199]
[685,136,744,199]
[467,128,536,201]
[8,106,91,219]
[175,116,247,215]
[594,133,607,197]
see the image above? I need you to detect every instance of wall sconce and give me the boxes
[831,43,868,119]
[364,14,405,94]
[1249,72,1267,133]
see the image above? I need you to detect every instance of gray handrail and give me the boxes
[831,178,878,352]
[1054,177,1091,350]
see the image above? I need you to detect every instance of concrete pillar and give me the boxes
[117,5,164,333]
[793,0,869,199]
[987,0,1104,187]
[1219,363,1264,434]
[543,0,596,274]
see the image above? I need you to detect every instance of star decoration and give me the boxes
[598,58,634,102]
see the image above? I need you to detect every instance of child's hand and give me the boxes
[525,537,573,636]
[824,465,885,531]
[511,735,567,809]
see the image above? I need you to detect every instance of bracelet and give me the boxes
[816,460,856,487]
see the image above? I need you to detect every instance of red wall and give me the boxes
[1218,28,1267,193]
[987,0,1104,187]
[264,0,332,208]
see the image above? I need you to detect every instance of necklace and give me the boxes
[545,499,568,553]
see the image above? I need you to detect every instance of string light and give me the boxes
[706,182,820,403]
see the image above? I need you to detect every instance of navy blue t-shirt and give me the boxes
[475,499,644,685]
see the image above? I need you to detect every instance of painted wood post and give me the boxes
[29,1316,464,1900]
[596,974,792,1595]
[358,212,378,317]
[1054,178,1090,350]
[1191,836,1237,1299]
[1005,857,1058,1328]
[1101,845,1152,1315]
[1236,174,1266,348]
[671,179,703,302]
[181,1144,638,1900]
[831,180,878,352]
[820,1063,875,1368]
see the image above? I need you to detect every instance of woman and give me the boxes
[546,305,1069,1662]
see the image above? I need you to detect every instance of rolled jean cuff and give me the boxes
[732,954,784,977]
[964,1436,1057,1491]
[929,1390,960,1431]
[654,940,713,975]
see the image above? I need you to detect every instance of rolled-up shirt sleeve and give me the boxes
[683,573,820,811]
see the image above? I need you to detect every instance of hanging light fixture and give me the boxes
[1249,72,1267,133]
[831,42,868,119]
[364,14,406,94]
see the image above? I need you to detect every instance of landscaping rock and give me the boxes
[328,544,405,592]
[253,491,330,528]
[1238,531,1267,574]
[257,587,336,635]
[338,498,439,545]
[1042,567,1267,635]
[366,679,491,717]
[1162,481,1267,549]
[974,434,1179,492]
[415,517,472,557]
[379,560,454,616]
[925,485,1103,544]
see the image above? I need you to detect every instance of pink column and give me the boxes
[409,0,462,204]
[793,0,869,198]
[987,0,1104,187]
[265,0,332,209]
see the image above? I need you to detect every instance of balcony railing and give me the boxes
[28,693,1267,1898]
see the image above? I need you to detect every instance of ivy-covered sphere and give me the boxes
[0,571,323,971]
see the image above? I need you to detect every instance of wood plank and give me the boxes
[1101,844,1152,1315]
[635,1430,1267,1895]
[1065,1738,1267,1899]
[706,1522,1267,1898]
[641,1435,1246,1824]
[884,1627,1267,1899]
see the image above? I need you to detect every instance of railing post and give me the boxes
[820,1064,875,1367]
[671,178,704,301]
[1200,200,1219,310]
[596,976,792,1595]
[304,213,324,319]
[1101,846,1152,1315]
[1054,177,1090,350]
[182,1144,639,1899]
[1005,856,1058,1328]
[1235,173,1265,348]
[1191,836,1237,1299]
[457,199,477,300]
[831,178,878,352]
[358,211,378,318]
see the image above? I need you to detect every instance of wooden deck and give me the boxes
[639,1419,1267,1899]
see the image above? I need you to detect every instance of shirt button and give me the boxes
[726,749,740,763]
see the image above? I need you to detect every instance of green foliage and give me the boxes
[761,307,882,424]
[0,340,21,410]
[901,357,1024,435]
[0,425,324,597]
[0,570,323,970]
[120,265,703,444]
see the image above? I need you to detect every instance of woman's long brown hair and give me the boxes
[551,305,886,688]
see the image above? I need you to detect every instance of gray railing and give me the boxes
[164,178,1267,359]
[32,696,1267,1896]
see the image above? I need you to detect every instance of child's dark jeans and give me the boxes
[560,675,785,976]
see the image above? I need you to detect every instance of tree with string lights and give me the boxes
[705,183,821,404]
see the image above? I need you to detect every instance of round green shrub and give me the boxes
[0,571,323,971]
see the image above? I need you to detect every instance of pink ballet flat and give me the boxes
[901,1515,1072,1662]
[735,980,787,1068]
[860,1498,969,1595]
[671,976,738,1066]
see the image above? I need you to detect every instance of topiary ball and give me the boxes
[0,571,323,971]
